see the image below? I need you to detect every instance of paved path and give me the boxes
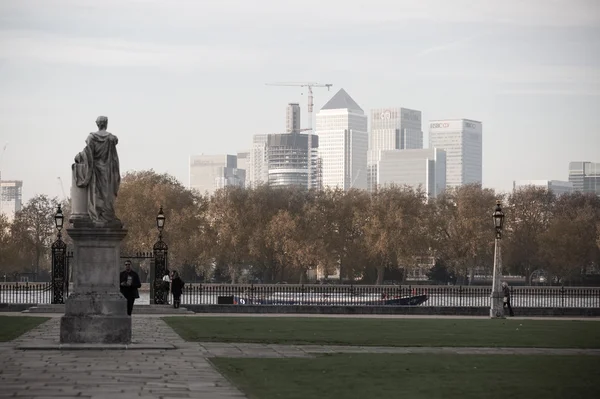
[1,315,599,398]
[0,317,245,399]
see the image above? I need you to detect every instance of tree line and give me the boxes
[1,170,599,285]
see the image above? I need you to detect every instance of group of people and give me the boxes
[118,261,185,316]
[160,269,185,308]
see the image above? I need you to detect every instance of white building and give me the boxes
[248,134,269,188]
[189,154,244,196]
[368,107,423,191]
[377,148,446,198]
[513,180,574,196]
[0,180,23,223]
[315,88,368,190]
[429,119,482,187]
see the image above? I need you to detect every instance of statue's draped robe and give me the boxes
[74,132,121,225]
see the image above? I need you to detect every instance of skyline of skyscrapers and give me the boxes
[184,88,597,200]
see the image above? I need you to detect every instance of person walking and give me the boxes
[170,270,185,309]
[162,269,172,305]
[502,281,515,317]
[120,261,141,316]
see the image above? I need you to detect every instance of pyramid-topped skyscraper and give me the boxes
[316,88,368,190]
[321,88,364,113]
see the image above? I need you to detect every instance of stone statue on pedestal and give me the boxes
[61,115,131,345]
[71,116,122,227]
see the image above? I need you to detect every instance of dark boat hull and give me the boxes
[232,294,428,306]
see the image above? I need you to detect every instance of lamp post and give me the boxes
[490,200,505,318]
[51,204,67,304]
[156,205,165,241]
[55,204,64,239]
[153,206,168,304]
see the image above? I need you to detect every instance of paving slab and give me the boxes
[1,316,247,399]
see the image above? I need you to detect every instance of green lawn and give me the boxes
[164,317,600,348]
[0,316,49,341]
[212,354,600,399]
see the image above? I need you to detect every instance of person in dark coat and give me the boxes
[120,261,141,316]
[170,270,185,309]
[502,281,514,317]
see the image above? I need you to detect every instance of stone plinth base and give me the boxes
[60,314,132,344]
[60,226,130,344]
[490,291,505,319]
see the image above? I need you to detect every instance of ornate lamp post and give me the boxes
[51,204,67,304]
[490,200,505,318]
[156,205,165,240]
[153,206,168,304]
[55,204,64,237]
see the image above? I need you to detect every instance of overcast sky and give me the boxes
[1,0,599,202]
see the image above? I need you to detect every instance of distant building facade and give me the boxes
[236,151,250,188]
[0,180,23,223]
[569,162,600,195]
[267,133,319,189]
[189,154,244,196]
[513,180,574,196]
[429,119,482,187]
[368,107,423,191]
[286,103,301,133]
[249,134,269,188]
[315,88,368,190]
[377,148,446,198]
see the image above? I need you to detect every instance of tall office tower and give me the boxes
[315,88,368,190]
[569,162,600,195]
[189,154,244,196]
[0,180,23,223]
[266,133,319,189]
[236,151,250,188]
[513,180,574,197]
[249,134,269,188]
[286,103,301,133]
[429,119,482,187]
[377,148,446,198]
[368,107,423,191]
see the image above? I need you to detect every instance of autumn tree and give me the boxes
[208,186,251,283]
[430,184,498,284]
[539,193,600,283]
[115,170,210,278]
[9,195,60,279]
[503,186,555,280]
[322,188,369,282]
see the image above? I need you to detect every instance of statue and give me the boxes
[72,116,122,227]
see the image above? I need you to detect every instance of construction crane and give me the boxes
[57,176,67,200]
[265,82,333,188]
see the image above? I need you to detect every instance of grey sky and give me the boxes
[1,0,599,202]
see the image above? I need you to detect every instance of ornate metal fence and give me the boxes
[176,284,600,308]
[2,283,599,308]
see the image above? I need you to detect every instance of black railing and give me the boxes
[176,284,600,308]
[1,283,599,308]
[0,282,55,304]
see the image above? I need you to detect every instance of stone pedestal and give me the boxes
[60,226,131,344]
